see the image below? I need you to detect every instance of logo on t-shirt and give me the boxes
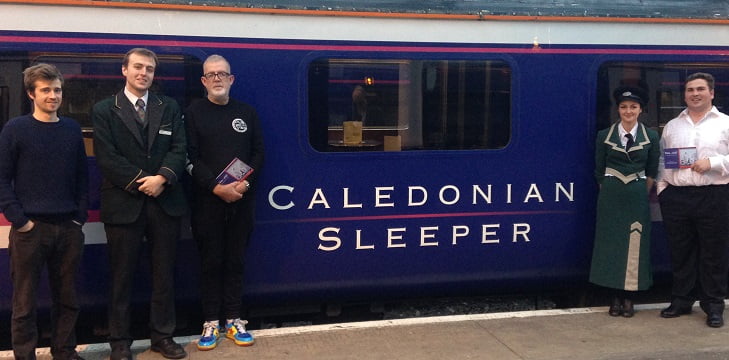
[232,118,247,133]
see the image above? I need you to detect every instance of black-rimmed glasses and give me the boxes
[203,72,231,80]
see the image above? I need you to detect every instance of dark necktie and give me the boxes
[625,133,634,151]
[625,133,634,161]
[136,98,146,124]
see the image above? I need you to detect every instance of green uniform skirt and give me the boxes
[589,176,653,291]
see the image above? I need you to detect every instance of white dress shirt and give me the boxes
[656,106,729,194]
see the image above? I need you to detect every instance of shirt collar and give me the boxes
[678,105,719,124]
[123,87,148,107]
[618,123,638,139]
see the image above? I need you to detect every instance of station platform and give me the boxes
[5,302,729,360]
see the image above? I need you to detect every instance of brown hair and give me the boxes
[23,63,63,93]
[686,72,715,91]
[122,47,159,68]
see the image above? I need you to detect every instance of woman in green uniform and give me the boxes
[590,86,660,317]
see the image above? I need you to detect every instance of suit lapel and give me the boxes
[112,91,144,147]
[146,94,165,151]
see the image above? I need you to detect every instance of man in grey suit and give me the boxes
[92,48,187,360]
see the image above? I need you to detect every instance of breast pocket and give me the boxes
[155,122,174,145]
[158,123,173,137]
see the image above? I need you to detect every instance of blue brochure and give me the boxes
[216,157,254,184]
[664,147,697,169]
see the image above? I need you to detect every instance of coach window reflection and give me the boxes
[352,85,380,123]
[308,59,512,152]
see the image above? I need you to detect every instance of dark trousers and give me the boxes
[192,192,254,321]
[9,220,84,360]
[659,184,729,311]
[105,199,181,346]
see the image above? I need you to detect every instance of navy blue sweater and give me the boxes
[0,114,88,227]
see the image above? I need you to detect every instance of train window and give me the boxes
[596,62,729,134]
[308,59,511,152]
[0,52,202,154]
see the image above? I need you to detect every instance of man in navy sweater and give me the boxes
[0,63,88,360]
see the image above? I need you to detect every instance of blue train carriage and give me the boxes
[0,0,728,321]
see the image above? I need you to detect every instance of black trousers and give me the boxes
[659,184,729,310]
[192,192,254,322]
[9,220,84,360]
[105,199,181,346]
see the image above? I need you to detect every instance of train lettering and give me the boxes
[317,223,532,252]
[268,185,295,210]
[269,182,575,210]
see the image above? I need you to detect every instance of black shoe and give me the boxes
[608,297,622,317]
[660,303,692,318]
[151,338,187,359]
[622,298,634,318]
[707,312,724,328]
[110,344,132,360]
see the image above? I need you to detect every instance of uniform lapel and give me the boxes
[633,123,651,148]
[146,94,165,152]
[603,124,628,155]
[112,91,144,147]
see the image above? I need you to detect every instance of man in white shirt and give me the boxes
[656,72,729,328]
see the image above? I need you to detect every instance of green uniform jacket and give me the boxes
[594,122,660,185]
[590,122,660,291]
[92,91,188,224]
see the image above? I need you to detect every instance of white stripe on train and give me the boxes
[0,222,107,249]
[0,3,727,46]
